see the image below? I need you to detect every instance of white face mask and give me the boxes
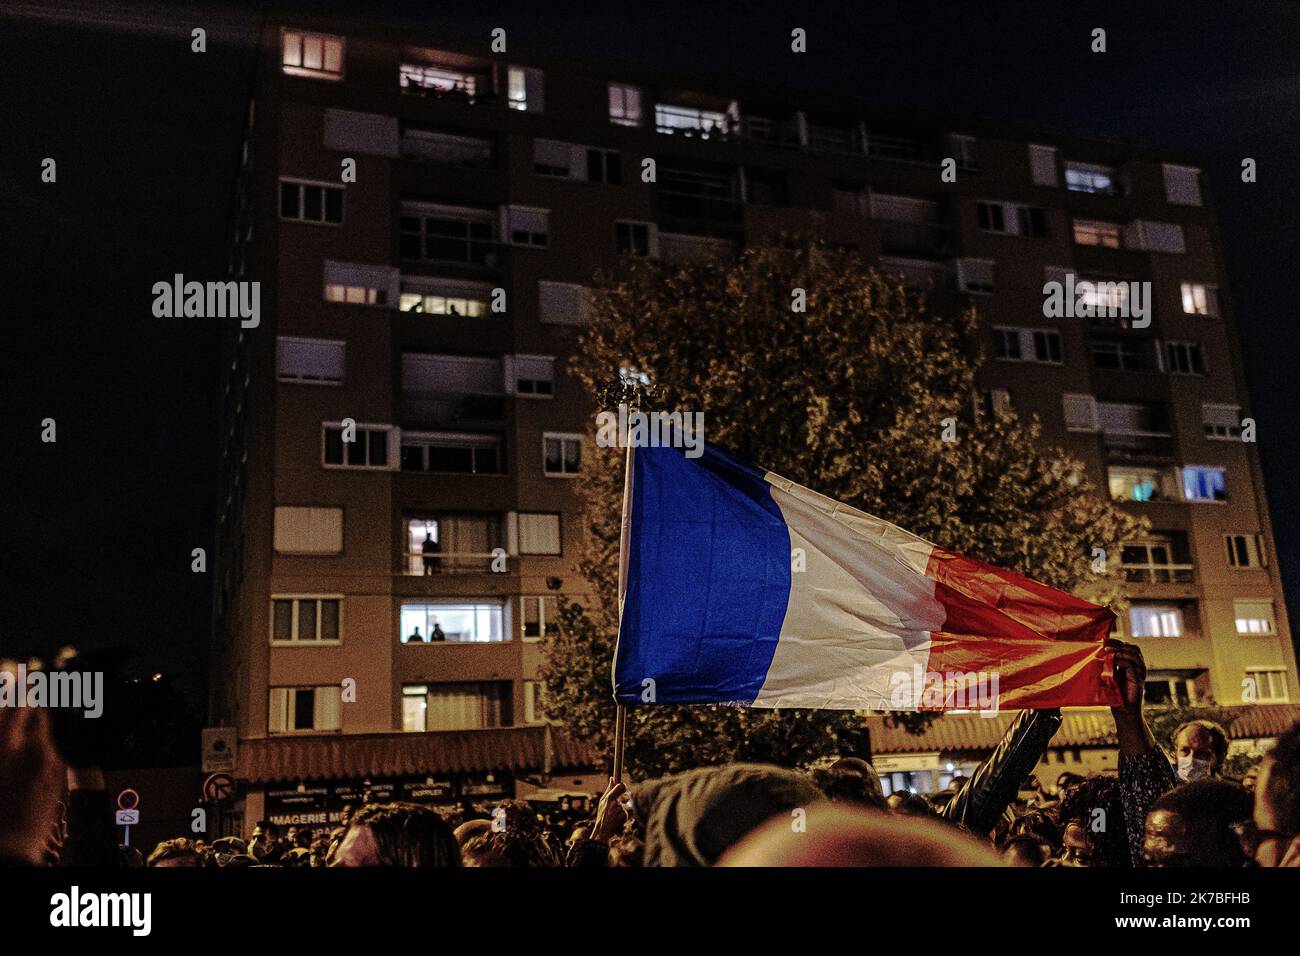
[1177,754,1214,782]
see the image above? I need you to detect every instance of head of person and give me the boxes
[718,803,1002,867]
[1142,780,1253,867]
[1172,720,1228,781]
[885,790,934,817]
[632,763,826,867]
[330,803,460,867]
[608,832,644,867]
[1245,722,1300,867]
[453,818,493,846]
[1058,776,1129,867]
[247,821,280,858]
[810,765,886,809]
[1241,762,1261,793]
[1009,810,1061,849]
[147,838,203,868]
[1002,835,1053,867]
[1054,772,1083,796]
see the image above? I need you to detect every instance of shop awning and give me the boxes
[237,725,595,784]
[863,703,1300,756]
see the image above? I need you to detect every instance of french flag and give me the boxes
[614,439,1123,712]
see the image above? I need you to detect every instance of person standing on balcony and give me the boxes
[421,530,440,575]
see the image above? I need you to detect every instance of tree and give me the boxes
[541,241,1147,779]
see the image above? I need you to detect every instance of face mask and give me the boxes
[1177,754,1214,782]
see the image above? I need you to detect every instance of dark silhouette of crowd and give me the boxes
[3,641,1298,867]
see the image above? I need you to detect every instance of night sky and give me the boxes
[4,0,1298,706]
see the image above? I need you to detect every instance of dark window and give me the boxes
[293,689,315,729]
[280,183,298,218]
[324,429,345,464]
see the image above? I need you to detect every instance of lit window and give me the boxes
[1234,600,1276,635]
[1072,218,1122,248]
[655,103,729,137]
[282,30,343,80]
[400,603,506,644]
[1182,466,1227,502]
[1064,161,1115,195]
[1180,282,1218,316]
[1129,605,1183,638]
[1108,466,1169,502]
[609,83,643,126]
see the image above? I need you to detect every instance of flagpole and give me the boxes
[610,383,640,785]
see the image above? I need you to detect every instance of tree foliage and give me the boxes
[541,242,1147,779]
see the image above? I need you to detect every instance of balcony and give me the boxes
[1122,562,1195,585]
[402,390,506,426]
[878,220,955,258]
[404,549,501,576]
[1102,430,1174,460]
[659,232,737,263]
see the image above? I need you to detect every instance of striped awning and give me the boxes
[237,726,594,784]
[864,703,1300,756]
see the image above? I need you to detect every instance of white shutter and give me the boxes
[1063,393,1099,432]
[1163,164,1203,206]
[313,687,341,730]
[1098,402,1145,434]
[268,689,289,733]
[1028,144,1059,186]
[323,109,398,156]
[1202,403,1241,429]
[533,138,574,176]
[503,205,549,239]
[1129,220,1186,254]
[277,336,345,384]
[308,507,343,553]
[869,193,937,222]
[538,281,589,325]
[518,513,561,554]
[274,506,312,552]
[402,354,502,395]
[957,258,995,293]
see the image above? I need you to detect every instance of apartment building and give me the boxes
[211,14,1298,826]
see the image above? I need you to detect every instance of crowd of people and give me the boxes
[2,641,1298,867]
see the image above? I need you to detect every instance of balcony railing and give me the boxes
[1102,431,1174,459]
[405,551,502,575]
[1122,562,1195,584]
[403,391,506,424]
[878,220,955,258]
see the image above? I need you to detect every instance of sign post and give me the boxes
[115,789,141,847]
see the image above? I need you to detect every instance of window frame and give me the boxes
[270,595,345,646]
[1234,600,1277,636]
[321,422,398,471]
[281,28,345,81]
[542,432,583,477]
[279,177,345,225]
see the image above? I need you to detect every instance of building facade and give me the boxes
[212,14,1298,827]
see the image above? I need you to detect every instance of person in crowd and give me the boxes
[718,803,1002,867]
[421,531,441,575]
[1240,721,1300,867]
[810,764,886,808]
[461,799,564,866]
[1002,834,1054,867]
[1109,640,1178,865]
[629,763,824,867]
[1058,776,1130,867]
[329,803,459,867]
[1172,719,1229,782]
[247,821,282,863]
[1141,779,1253,867]
[1241,761,1261,793]
[147,838,203,867]
[885,790,933,817]
[1054,772,1083,797]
